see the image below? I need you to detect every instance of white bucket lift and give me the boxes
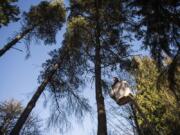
[110,79,132,105]
[110,77,157,135]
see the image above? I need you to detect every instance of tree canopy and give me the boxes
[128,0,180,66]
[131,57,180,135]
[0,0,20,28]
[0,99,42,135]
[0,0,66,57]
[0,0,180,135]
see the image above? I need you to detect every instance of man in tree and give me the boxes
[110,77,131,105]
[64,1,130,134]
[111,77,119,88]
[11,0,131,134]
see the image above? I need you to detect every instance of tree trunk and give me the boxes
[0,125,4,135]
[130,97,158,135]
[95,0,107,135]
[10,44,68,135]
[0,27,33,57]
[9,65,57,135]
[168,48,180,103]
[130,103,143,135]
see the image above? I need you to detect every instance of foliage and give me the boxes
[0,0,66,58]
[23,0,66,44]
[0,99,42,135]
[128,0,180,67]
[0,0,20,27]
[66,0,131,80]
[39,43,92,133]
[131,57,180,135]
[166,52,180,102]
[2,0,179,134]
[39,0,132,133]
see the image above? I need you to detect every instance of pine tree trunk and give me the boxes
[95,0,107,135]
[10,63,60,135]
[168,48,180,103]
[0,27,33,57]
[10,44,68,135]
[0,125,3,135]
[130,97,158,135]
[130,104,143,135]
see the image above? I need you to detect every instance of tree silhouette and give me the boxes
[0,0,20,28]
[128,0,179,67]
[130,57,180,135]
[39,0,131,134]
[0,0,66,57]
[10,35,92,134]
[0,99,42,135]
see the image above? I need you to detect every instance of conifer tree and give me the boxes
[128,0,179,66]
[40,0,131,134]
[0,0,20,28]
[11,0,131,134]
[10,35,91,135]
[131,57,180,135]
[0,99,41,135]
[0,0,66,57]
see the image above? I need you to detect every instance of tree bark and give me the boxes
[10,44,68,135]
[0,27,33,57]
[130,103,143,135]
[168,48,180,103]
[9,65,57,135]
[0,125,3,135]
[94,0,107,135]
[130,97,158,135]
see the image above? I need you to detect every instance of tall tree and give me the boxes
[11,0,131,134]
[10,39,91,134]
[0,0,66,57]
[42,0,131,134]
[127,0,180,103]
[167,52,180,101]
[94,0,107,134]
[0,0,20,28]
[130,57,180,135]
[0,99,41,135]
[128,0,179,66]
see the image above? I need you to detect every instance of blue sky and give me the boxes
[0,0,142,134]
[0,0,94,134]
